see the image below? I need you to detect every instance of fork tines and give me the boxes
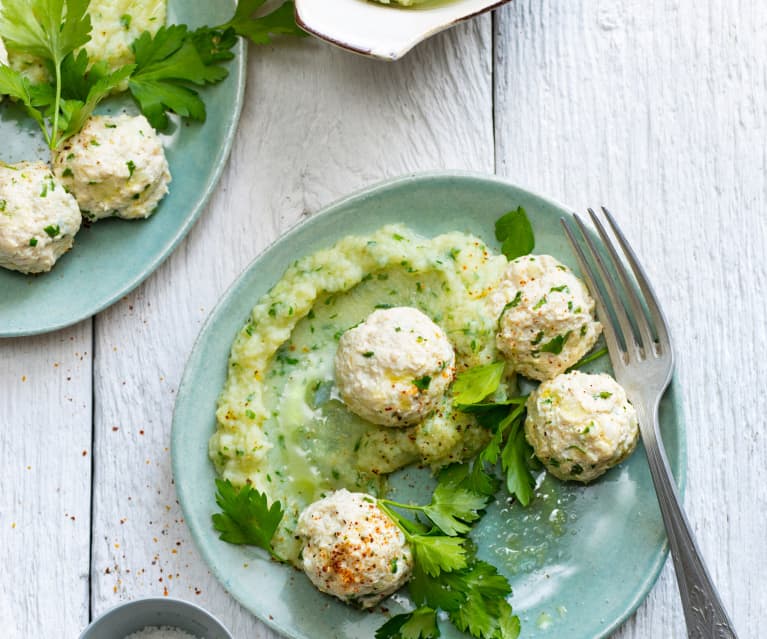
[560,207,672,366]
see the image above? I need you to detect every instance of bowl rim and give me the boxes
[78,596,233,639]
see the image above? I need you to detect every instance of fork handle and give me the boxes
[637,401,738,639]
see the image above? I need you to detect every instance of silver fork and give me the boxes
[561,207,738,639]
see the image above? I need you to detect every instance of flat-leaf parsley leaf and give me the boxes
[381,472,491,538]
[220,0,306,45]
[421,483,489,536]
[377,501,468,577]
[410,534,468,577]
[211,478,285,562]
[128,24,229,129]
[501,421,536,507]
[375,607,441,639]
[451,361,505,408]
[495,206,534,261]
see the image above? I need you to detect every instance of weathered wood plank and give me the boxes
[495,1,763,636]
[0,324,92,636]
[90,19,493,636]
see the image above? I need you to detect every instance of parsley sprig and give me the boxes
[0,0,304,148]
[377,472,520,639]
[379,480,491,538]
[128,1,303,130]
[0,0,91,148]
[452,339,611,508]
[127,24,230,130]
[211,478,286,562]
[219,0,306,45]
[408,558,521,639]
[377,547,521,639]
[451,363,538,507]
[376,499,470,577]
[57,50,136,144]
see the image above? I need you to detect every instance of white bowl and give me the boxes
[294,0,511,61]
[79,598,232,639]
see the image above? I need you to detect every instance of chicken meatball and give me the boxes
[296,490,413,608]
[0,162,81,274]
[491,254,602,381]
[53,114,170,221]
[335,306,456,426]
[525,370,639,483]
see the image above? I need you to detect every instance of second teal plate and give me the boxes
[0,0,246,337]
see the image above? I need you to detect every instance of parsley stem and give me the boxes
[378,498,425,514]
[376,500,421,539]
[462,396,528,411]
[497,403,526,434]
[51,58,62,150]
[568,346,609,371]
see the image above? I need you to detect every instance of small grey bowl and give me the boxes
[79,598,233,639]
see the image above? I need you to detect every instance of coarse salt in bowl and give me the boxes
[125,627,199,639]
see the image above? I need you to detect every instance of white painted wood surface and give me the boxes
[0,324,92,637]
[0,1,763,637]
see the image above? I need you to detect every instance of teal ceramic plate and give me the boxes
[0,1,246,337]
[172,172,686,639]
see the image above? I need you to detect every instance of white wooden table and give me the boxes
[1,2,763,637]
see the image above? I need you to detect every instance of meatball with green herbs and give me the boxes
[0,162,81,274]
[491,254,602,381]
[335,307,456,427]
[525,370,639,483]
[53,114,170,221]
